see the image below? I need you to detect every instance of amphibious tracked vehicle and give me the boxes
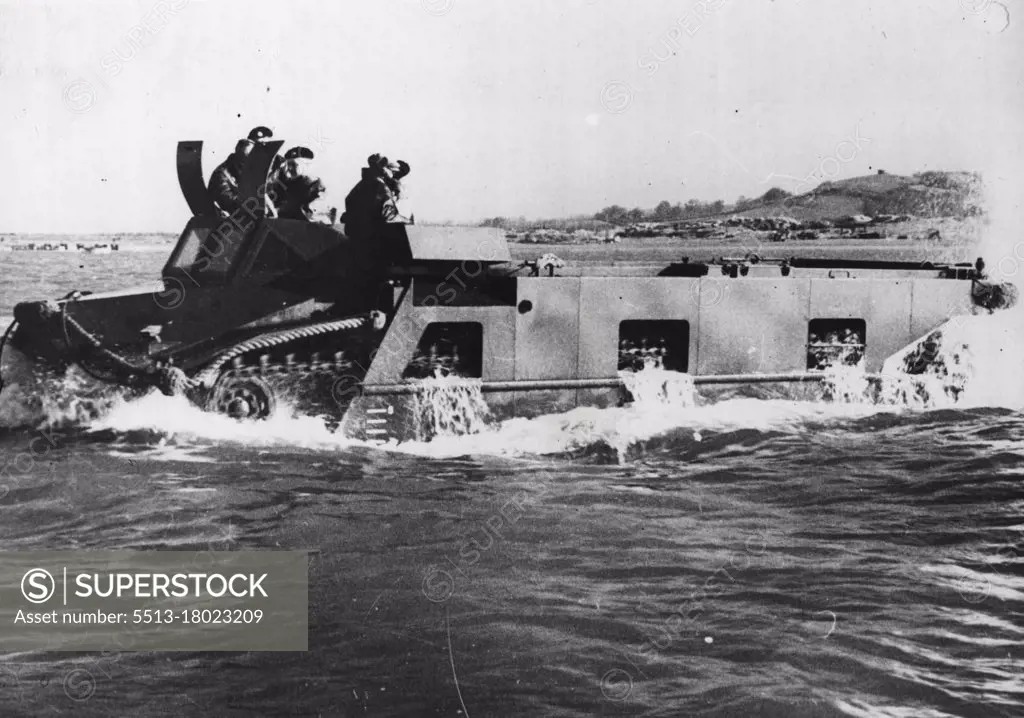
[3,139,1017,440]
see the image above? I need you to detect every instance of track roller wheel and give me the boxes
[207,374,276,420]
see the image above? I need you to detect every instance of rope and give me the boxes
[0,292,157,395]
[59,298,156,386]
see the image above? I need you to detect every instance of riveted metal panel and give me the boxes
[514,278,581,414]
[696,278,811,375]
[809,279,913,371]
[515,278,581,379]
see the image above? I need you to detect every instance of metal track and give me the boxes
[193,315,372,388]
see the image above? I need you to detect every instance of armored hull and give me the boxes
[2,140,1016,440]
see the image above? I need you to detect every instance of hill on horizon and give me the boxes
[731,170,984,222]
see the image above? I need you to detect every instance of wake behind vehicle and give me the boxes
[3,139,1017,440]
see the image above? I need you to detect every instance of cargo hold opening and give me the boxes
[403,322,484,379]
[807,318,866,369]
[618,320,690,373]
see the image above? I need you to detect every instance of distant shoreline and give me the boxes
[0,233,178,242]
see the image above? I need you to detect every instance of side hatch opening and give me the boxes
[403,322,484,379]
[807,319,866,369]
[618,320,690,373]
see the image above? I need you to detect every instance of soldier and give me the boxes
[268,146,328,221]
[341,154,411,241]
[208,126,273,216]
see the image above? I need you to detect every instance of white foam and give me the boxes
[881,309,1024,411]
[410,376,490,437]
[390,378,885,460]
[89,391,356,450]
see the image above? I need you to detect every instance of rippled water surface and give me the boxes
[0,241,1021,717]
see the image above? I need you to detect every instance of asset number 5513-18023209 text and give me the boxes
[132,608,264,624]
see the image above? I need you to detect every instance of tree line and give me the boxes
[592,188,792,225]
[479,187,793,231]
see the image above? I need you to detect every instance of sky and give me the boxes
[0,0,1021,233]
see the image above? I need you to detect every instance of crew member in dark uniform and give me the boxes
[341,154,411,241]
[208,126,273,216]
[270,146,327,221]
